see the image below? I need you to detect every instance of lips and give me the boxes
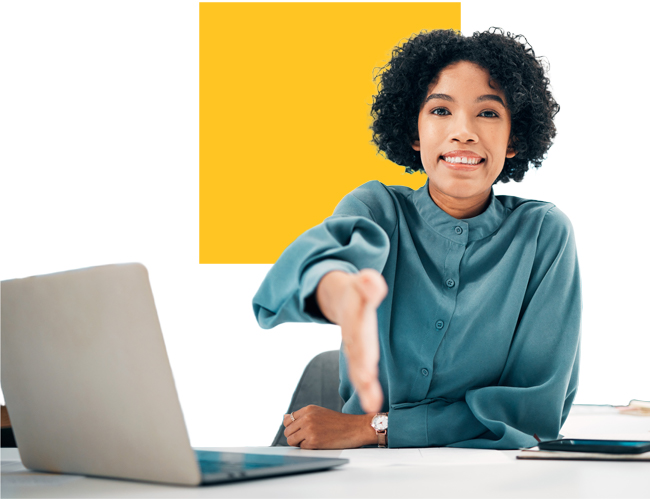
[442,150,484,158]
[440,150,485,165]
[438,153,484,172]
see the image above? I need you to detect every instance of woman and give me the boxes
[253,28,580,450]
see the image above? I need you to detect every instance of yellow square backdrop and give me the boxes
[200,2,461,263]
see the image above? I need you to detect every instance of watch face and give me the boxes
[372,414,388,431]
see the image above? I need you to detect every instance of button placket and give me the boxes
[419,233,464,397]
[412,226,467,402]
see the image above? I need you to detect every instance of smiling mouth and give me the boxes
[440,155,485,165]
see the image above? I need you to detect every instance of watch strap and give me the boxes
[376,429,387,448]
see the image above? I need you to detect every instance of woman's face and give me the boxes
[413,61,516,204]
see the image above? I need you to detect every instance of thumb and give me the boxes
[355,269,388,309]
[359,379,383,414]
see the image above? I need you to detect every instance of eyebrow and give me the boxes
[424,93,506,107]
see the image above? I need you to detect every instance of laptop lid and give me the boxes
[1,263,202,485]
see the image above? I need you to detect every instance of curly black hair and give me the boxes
[370,28,559,183]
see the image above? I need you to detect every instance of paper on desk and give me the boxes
[339,448,423,467]
[338,447,512,467]
[419,447,511,465]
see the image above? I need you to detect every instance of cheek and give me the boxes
[487,131,511,160]
[418,121,443,153]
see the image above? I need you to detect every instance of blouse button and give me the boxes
[421,368,429,377]
[454,226,463,235]
[435,320,444,330]
[445,279,455,288]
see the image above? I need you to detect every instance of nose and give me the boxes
[451,113,478,143]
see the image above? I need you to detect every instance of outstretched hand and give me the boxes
[316,269,388,414]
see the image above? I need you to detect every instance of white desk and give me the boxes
[2,405,649,498]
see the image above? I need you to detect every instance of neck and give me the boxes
[428,184,492,219]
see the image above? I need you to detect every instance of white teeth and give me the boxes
[443,156,482,165]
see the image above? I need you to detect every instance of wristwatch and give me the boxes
[371,413,388,448]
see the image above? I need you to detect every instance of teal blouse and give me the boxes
[253,180,581,449]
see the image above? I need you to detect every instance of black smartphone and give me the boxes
[538,439,650,454]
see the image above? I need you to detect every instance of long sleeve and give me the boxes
[387,207,581,449]
[253,182,395,328]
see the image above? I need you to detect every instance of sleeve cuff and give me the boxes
[387,403,428,448]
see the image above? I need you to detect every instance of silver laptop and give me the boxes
[1,263,347,485]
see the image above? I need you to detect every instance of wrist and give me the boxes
[316,271,353,324]
[370,412,389,448]
[357,413,379,447]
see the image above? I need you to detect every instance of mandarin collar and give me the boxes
[411,180,507,243]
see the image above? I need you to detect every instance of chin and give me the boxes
[434,178,485,200]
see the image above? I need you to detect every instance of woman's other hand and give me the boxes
[283,405,376,449]
[316,269,388,414]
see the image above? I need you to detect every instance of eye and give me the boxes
[479,110,499,118]
[430,107,450,116]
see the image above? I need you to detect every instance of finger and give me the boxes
[342,302,383,414]
[344,312,380,380]
[342,311,378,359]
[358,379,383,414]
[337,271,385,416]
[350,363,383,413]
[282,412,301,427]
[286,429,306,448]
[283,406,309,427]
[347,365,383,413]
[284,421,301,438]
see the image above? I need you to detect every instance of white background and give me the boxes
[1,0,648,447]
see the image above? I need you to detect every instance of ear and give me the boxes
[412,139,421,152]
[506,147,517,159]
